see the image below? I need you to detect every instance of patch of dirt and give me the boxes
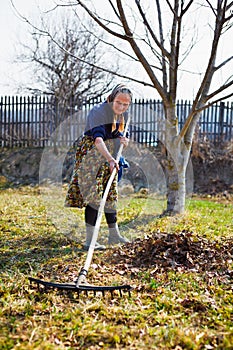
[150,140,233,196]
[191,142,233,195]
[0,141,232,196]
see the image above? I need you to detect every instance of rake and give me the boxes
[29,116,132,298]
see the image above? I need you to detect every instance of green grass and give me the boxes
[0,185,232,349]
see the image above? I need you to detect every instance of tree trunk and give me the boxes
[165,140,190,214]
[163,103,191,214]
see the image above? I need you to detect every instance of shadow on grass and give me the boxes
[0,233,83,274]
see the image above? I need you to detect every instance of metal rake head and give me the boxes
[29,277,132,298]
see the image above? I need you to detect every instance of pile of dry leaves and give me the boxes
[106,231,233,277]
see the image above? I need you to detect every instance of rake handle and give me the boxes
[76,116,130,286]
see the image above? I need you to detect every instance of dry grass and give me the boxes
[0,185,233,349]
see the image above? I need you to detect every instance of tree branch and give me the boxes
[226,1,233,11]
[205,79,233,101]
[155,0,168,91]
[214,55,233,71]
[11,1,155,90]
[135,0,170,59]
[107,0,121,20]
[197,6,226,99]
[73,9,162,72]
[116,0,167,101]
[180,1,193,16]
[75,0,127,40]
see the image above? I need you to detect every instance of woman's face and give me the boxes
[112,92,131,115]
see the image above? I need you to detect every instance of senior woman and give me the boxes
[65,84,132,250]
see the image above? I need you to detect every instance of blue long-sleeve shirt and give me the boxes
[84,101,130,180]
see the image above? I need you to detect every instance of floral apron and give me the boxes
[64,136,118,209]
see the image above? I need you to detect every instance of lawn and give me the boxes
[0,185,232,349]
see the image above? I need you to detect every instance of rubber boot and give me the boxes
[108,223,130,245]
[83,224,106,251]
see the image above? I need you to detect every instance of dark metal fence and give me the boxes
[0,95,232,148]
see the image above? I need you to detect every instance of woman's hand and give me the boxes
[119,136,129,148]
[109,158,119,173]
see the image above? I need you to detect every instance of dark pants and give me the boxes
[85,204,117,226]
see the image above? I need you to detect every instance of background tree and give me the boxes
[66,0,233,214]
[17,12,117,113]
[15,9,119,153]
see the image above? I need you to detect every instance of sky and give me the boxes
[0,0,26,94]
[0,0,233,101]
[0,0,55,95]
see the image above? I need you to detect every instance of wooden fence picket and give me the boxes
[0,95,232,148]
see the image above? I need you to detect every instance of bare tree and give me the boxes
[12,6,121,154]
[14,7,120,153]
[58,0,233,214]
[16,11,117,110]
